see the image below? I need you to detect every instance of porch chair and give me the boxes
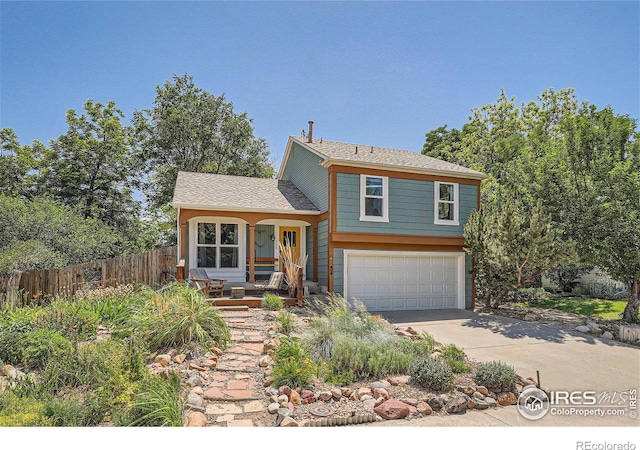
[189,268,225,298]
[254,271,284,294]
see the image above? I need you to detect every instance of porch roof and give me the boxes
[172,171,320,213]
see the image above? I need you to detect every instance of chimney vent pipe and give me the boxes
[307,121,314,143]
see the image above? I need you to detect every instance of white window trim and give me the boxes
[434,181,459,226]
[189,218,246,275]
[359,174,389,223]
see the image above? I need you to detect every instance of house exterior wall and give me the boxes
[305,225,313,278]
[335,173,478,237]
[280,142,328,211]
[317,220,329,287]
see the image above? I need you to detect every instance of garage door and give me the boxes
[344,251,465,311]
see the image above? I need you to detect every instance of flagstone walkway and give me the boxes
[198,310,272,427]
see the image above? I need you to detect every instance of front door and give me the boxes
[279,227,300,270]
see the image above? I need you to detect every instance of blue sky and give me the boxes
[1,1,638,170]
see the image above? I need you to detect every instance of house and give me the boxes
[172,122,487,311]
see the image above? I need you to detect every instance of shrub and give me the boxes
[78,284,142,327]
[0,323,28,365]
[439,344,470,373]
[36,298,101,339]
[116,373,184,426]
[43,393,106,426]
[409,357,454,392]
[0,391,53,426]
[504,288,549,303]
[131,283,230,352]
[262,293,283,311]
[574,281,623,300]
[331,338,419,380]
[20,329,73,370]
[271,337,315,388]
[277,310,296,335]
[473,360,517,391]
[38,338,146,410]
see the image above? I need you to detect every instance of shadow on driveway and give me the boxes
[379,309,636,348]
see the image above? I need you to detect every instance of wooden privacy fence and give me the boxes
[1,246,177,305]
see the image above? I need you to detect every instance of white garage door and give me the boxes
[344,250,465,311]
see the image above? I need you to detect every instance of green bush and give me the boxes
[473,360,517,391]
[131,283,230,352]
[409,357,454,392]
[36,299,100,339]
[574,281,623,300]
[38,338,146,411]
[272,337,315,388]
[504,287,549,302]
[43,393,106,426]
[439,344,470,373]
[77,284,142,327]
[116,373,184,426]
[19,329,73,370]
[304,295,435,381]
[277,310,296,335]
[0,391,53,426]
[262,293,284,311]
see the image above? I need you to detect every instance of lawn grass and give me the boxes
[513,297,627,320]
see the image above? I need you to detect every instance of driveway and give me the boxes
[377,309,640,427]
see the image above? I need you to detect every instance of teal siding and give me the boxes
[305,225,313,279]
[336,173,477,236]
[317,220,328,286]
[332,248,344,295]
[281,142,328,211]
[246,224,275,279]
[465,253,472,309]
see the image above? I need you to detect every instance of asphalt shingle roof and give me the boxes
[172,172,320,212]
[289,136,486,179]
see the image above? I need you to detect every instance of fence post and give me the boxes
[297,266,304,307]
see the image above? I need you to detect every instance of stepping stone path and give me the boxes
[192,310,270,427]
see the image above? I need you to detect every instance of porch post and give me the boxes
[249,224,256,283]
[179,220,187,260]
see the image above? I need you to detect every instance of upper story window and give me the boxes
[434,181,459,226]
[196,222,240,268]
[360,175,389,222]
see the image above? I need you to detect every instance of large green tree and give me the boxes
[0,195,121,273]
[38,100,141,232]
[425,88,640,321]
[558,105,640,322]
[133,74,274,210]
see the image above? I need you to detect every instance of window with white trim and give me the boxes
[434,182,459,225]
[196,222,239,268]
[360,175,389,222]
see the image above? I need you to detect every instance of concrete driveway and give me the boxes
[376,309,640,427]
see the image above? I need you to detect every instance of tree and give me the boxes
[0,195,122,273]
[559,105,640,322]
[0,128,40,197]
[38,100,141,233]
[133,74,274,210]
[464,200,565,308]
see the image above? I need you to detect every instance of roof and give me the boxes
[172,172,320,213]
[282,135,487,180]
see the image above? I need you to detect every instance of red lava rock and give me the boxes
[406,327,418,335]
[374,399,410,420]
